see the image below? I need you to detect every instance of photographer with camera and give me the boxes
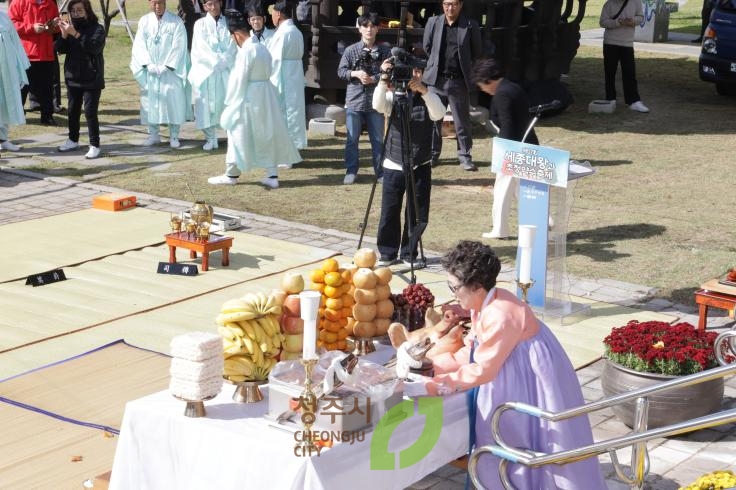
[337,12,390,185]
[371,50,445,267]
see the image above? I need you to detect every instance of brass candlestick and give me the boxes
[295,357,319,455]
[516,279,535,304]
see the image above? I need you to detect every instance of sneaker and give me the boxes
[85,146,100,159]
[170,137,181,149]
[207,174,238,185]
[376,257,397,267]
[57,139,80,152]
[202,139,218,151]
[260,177,279,189]
[401,257,427,268]
[142,134,161,146]
[460,161,478,172]
[0,141,22,151]
[481,231,510,240]
[377,177,384,184]
[277,163,292,169]
[629,101,650,113]
[343,173,356,185]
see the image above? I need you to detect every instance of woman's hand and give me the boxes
[59,20,78,39]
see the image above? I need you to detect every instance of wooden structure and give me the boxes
[296,0,587,102]
[695,278,736,331]
[165,232,233,272]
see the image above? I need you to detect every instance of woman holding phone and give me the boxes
[55,0,106,159]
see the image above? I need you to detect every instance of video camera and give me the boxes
[386,47,427,91]
[357,46,381,72]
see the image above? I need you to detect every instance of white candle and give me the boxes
[519,247,532,284]
[518,225,537,249]
[299,290,321,360]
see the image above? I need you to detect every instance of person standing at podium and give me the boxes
[471,58,538,240]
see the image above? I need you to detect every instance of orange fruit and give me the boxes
[310,269,325,283]
[338,316,349,327]
[324,271,343,287]
[324,308,342,322]
[324,320,342,333]
[310,282,325,293]
[336,340,347,351]
[325,297,343,310]
[324,331,338,343]
[340,269,353,283]
[321,258,339,273]
[324,285,342,298]
[318,329,328,341]
[342,293,355,307]
[337,326,349,339]
[325,342,338,351]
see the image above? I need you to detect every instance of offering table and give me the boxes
[695,279,736,330]
[109,348,469,490]
[165,232,233,272]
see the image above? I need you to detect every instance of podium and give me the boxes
[490,139,596,322]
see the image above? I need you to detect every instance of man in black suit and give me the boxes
[471,58,538,239]
[178,0,205,50]
[422,0,483,171]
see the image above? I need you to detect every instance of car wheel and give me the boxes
[715,82,736,96]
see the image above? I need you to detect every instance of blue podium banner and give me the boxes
[491,138,571,188]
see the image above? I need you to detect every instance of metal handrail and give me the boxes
[468,328,736,490]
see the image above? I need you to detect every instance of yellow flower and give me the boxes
[652,341,665,349]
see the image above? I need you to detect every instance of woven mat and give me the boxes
[0,208,169,283]
[0,340,169,489]
[0,232,337,355]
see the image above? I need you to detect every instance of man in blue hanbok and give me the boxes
[208,10,300,189]
[188,0,235,151]
[130,0,189,149]
[268,1,306,151]
[0,11,30,152]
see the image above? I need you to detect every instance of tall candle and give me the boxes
[519,247,532,284]
[518,225,537,249]
[299,290,321,360]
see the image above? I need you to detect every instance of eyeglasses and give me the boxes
[447,281,462,294]
[442,2,460,7]
[70,8,86,14]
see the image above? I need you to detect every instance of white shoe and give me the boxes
[207,174,238,185]
[142,134,161,146]
[343,173,356,185]
[629,101,649,113]
[0,141,22,151]
[170,138,181,149]
[260,177,279,189]
[57,139,80,152]
[481,231,509,239]
[277,163,292,169]
[85,146,100,159]
[202,139,218,151]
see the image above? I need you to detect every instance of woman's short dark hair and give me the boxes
[470,57,504,85]
[68,0,99,24]
[357,12,379,28]
[247,3,266,18]
[441,240,501,291]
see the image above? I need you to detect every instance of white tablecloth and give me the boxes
[109,349,469,490]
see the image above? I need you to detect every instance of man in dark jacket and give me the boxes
[422,0,483,171]
[472,58,538,239]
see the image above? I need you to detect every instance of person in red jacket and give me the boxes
[9,0,60,125]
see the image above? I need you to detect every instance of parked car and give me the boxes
[699,0,736,95]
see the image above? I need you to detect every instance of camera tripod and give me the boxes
[357,85,427,284]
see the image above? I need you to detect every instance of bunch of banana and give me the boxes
[216,292,284,382]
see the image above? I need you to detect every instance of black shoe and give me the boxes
[27,104,41,112]
[54,105,66,114]
[691,37,703,43]
[460,161,478,171]
[40,116,57,126]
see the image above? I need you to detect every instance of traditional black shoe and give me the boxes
[40,116,57,126]
[691,37,703,43]
[460,161,478,171]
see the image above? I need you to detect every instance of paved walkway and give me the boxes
[1,162,734,489]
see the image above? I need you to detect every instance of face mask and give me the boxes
[72,18,87,30]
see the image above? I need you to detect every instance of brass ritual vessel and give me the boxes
[189,200,214,241]
[295,358,319,454]
[515,279,535,304]
[169,214,182,232]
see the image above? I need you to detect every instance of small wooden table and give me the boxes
[165,232,233,272]
[694,278,736,330]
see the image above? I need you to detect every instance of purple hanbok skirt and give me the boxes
[473,322,607,489]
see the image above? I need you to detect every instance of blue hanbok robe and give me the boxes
[130,11,188,126]
[188,13,235,130]
[268,19,307,150]
[0,12,29,128]
[220,41,301,172]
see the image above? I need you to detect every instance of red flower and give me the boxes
[603,320,719,375]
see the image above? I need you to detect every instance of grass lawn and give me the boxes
[6,2,735,307]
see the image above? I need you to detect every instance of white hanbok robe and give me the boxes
[268,19,307,149]
[0,12,29,129]
[130,11,188,126]
[250,27,274,47]
[187,13,235,130]
[220,41,300,172]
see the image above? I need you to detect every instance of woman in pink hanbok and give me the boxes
[405,240,606,489]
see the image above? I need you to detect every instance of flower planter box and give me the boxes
[601,359,724,429]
